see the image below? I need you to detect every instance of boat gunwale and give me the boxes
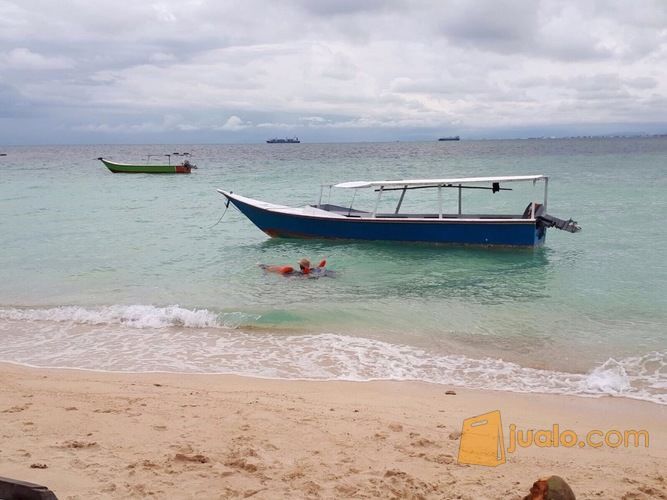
[101,159,185,168]
[217,190,539,224]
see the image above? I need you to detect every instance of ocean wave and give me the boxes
[0,307,665,405]
[0,305,260,329]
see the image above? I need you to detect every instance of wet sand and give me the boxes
[1,362,665,499]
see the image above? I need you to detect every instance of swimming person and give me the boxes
[259,258,329,277]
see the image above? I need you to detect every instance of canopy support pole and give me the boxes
[372,186,383,217]
[458,184,462,215]
[394,186,407,214]
[544,177,548,212]
[347,190,357,217]
[438,185,443,219]
[317,185,324,208]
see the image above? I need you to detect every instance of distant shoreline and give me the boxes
[1,134,666,148]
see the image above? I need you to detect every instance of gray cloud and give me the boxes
[0,0,665,144]
[439,0,539,49]
[294,0,402,17]
[0,82,34,117]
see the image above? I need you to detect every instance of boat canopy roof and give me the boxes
[333,175,547,189]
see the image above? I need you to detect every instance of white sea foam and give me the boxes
[0,305,665,405]
[0,305,259,329]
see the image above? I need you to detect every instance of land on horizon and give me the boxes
[1,131,666,148]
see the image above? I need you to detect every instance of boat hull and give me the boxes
[221,192,546,247]
[101,159,191,174]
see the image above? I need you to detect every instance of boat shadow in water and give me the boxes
[254,238,552,304]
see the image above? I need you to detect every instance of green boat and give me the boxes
[99,156,196,174]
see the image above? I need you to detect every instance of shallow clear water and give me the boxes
[1,139,665,403]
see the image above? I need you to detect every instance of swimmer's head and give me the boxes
[298,258,311,272]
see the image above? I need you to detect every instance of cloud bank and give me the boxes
[0,0,665,143]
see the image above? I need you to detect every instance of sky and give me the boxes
[1,0,666,145]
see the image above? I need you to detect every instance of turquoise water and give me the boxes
[1,139,665,403]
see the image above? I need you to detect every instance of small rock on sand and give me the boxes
[174,453,210,464]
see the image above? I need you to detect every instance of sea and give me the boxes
[1,138,666,404]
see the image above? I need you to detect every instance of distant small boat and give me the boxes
[438,136,460,141]
[267,137,300,143]
[98,155,196,174]
[0,153,7,156]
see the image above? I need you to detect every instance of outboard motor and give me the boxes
[538,213,581,233]
[524,202,581,233]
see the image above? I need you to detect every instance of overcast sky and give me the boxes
[1,0,666,144]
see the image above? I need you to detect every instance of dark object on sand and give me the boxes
[0,476,58,499]
[523,475,575,500]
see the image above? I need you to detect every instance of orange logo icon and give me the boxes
[457,410,505,466]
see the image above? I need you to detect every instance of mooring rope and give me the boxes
[206,199,231,229]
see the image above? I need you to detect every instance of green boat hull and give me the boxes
[100,159,192,174]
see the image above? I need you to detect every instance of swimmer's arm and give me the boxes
[262,265,295,274]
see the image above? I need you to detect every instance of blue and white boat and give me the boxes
[217,175,580,247]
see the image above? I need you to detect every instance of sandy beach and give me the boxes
[1,363,665,499]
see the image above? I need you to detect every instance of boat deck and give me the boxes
[312,204,531,220]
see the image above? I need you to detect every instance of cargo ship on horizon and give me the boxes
[267,137,300,143]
